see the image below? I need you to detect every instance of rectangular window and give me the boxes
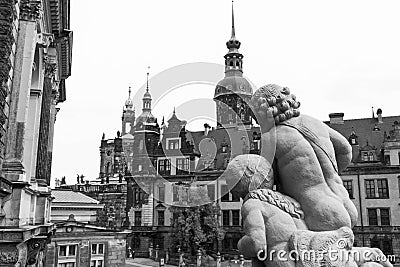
[222,210,230,226]
[59,245,76,257]
[158,159,171,175]
[158,186,165,202]
[158,210,165,226]
[176,158,189,174]
[58,244,77,267]
[377,179,389,198]
[365,180,375,198]
[90,260,104,267]
[343,180,353,198]
[168,140,180,150]
[165,160,171,171]
[368,209,378,226]
[158,160,165,172]
[232,210,240,226]
[380,208,390,226]
[207,184,215,201]
[173,185,178,202]
[221,184,229,202]
[91,244,104,255]
[134,211,142,226]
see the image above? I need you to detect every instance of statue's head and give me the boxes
[222,154,273,200]
[250,84,301,125]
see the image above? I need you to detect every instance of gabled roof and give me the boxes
[52,190,99,204]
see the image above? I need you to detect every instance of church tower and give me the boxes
[122,86,136,135]
[214,2,253,127]
[131,71,160,175]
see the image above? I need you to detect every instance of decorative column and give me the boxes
[23,33,53,184]
[0,0,18,168]
[35,50,57,186]
[3,0,41,182]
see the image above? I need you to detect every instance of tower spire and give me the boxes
[231,0,235,39]
[146,66,150,92]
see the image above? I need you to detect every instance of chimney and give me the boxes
[204,123,211,136]
[329,113,344,124]
[377,108,383,123]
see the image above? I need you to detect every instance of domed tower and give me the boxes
[122,86,136,135]
[131,71,160,175]
[214,2,253,127]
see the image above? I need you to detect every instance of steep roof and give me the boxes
[52,190,99,204]
[326,115,400,149]
[325,115,400,162]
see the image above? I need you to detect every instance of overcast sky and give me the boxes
[51,0,400,185]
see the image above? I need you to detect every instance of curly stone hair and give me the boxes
[250,84,301,125]
[223,154,274,199]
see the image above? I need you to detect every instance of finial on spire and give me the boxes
[372,106,375,118]
[146,66,150,92]
[128,86,131,97]
[173,107,176,114]
[231,0,236,39]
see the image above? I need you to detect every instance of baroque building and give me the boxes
[0,0,73,265]
[64,3,400,266]
[45,189,128,267]
[327,111,400,263]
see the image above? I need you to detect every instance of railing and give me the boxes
[131,226,153,232]
[62,184,127,193]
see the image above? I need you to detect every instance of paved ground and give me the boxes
[125,258,252,267]
[126,258,175,267]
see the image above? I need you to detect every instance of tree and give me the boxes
[170,184,224,256]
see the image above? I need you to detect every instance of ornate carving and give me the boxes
[37,33,54,48]
[244,189,304,219]
[26,238,47,265]
[19,0,42,21]
[44,60,57,79]
[0,246,18,264]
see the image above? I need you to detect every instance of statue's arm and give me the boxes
[327,127,352,172]
[238,202,267,258]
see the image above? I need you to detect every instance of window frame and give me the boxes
[343,180,354,199]
[376,179,389,199]
[367,208,378,226]
[365,179,376,198]
[157,210,165,226]
[134,211,142,226]
[58,244,78,267]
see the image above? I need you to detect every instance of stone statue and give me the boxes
[224,84,393,267]
[250,84,357,231]
[224,155,354,267]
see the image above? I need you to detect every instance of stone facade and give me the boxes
[45,221,128,267]
[0,0,73,265]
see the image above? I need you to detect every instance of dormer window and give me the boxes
[348,130,358,145]
[166,138,180,150]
